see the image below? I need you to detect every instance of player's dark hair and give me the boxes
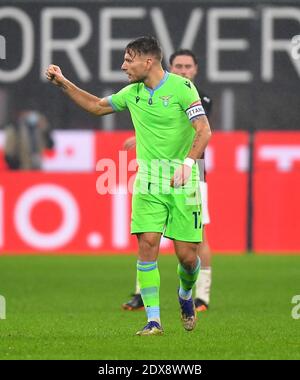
[169,49,198,66]
[126,36,162,61]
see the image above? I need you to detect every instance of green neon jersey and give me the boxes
[108,72,205,184]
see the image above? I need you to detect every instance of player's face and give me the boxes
[121,51,150,83]
[170,55,198,82]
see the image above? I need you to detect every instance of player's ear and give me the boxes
[146,57,153,68]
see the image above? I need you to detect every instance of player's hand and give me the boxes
[45,65,66,87]
[170,164,192,188]
[123,136,136,150]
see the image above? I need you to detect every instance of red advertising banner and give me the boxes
[1,131,299,254]
[204,132,249,253]
[254,132,300,254]
[0,131,249,254]
[0,172,137,254]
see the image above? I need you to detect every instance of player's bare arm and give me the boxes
[45,64,113,116]
[171,115,211,188]
[187,115,211,161]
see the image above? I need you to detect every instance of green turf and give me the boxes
[0,254,299,360]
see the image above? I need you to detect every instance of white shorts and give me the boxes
[200,181,210,225]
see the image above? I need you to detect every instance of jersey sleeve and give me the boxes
[107,85,131,112]
[178,80,206,122]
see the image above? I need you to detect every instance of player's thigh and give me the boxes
[131,191,168,234]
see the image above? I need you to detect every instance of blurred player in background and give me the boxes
[122,49,213,313]
[4,109,54,170]
[46,36,211,336]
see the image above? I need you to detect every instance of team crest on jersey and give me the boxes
[159,95,173,107]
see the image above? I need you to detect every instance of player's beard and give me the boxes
[129,74,147,84]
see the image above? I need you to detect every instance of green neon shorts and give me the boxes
[131,176,203,242]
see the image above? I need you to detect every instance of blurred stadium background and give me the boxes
[0,0,299,360]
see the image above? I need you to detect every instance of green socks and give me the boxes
[178,257,201,299]
[137,261,160,322]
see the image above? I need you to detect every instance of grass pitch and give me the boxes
[0,254,299,360]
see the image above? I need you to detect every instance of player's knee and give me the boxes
[180,247,199,271]
[181,258,197,272]
[138,234,159,258]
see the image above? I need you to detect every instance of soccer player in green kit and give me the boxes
[46,36,211,336]
[123,49,213,313]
